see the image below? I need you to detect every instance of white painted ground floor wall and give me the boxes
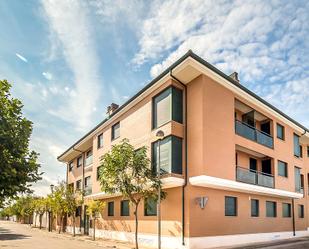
[65,226,309,249]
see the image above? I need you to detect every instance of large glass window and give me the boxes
[152,87,183,128]
[225,196,237,216]
[152,136,182,175]
[294,134,300,157]
[295,167,301,193]
[108,201,114,216]
[97,166,103,180]
[278,161,288,177]
[266,201,277,217]
[121,200,130,216]
[76,180,81,190]
[282,203,291,217]
[97,133,103,148]
[144,198,157,216]
[111,122,120,140]
[85,150,93,166]
[276,124,285,140]
[251,199,259,217]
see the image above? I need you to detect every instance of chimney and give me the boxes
[107,103,119,116]
[229,72,239,83]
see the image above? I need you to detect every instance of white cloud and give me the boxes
[132,0,309,126]
[15,53,28,63]
[42,0,102,130]
[42,71,53,80]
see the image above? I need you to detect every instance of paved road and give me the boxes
[0,221,113,249]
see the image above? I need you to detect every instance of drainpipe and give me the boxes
[169,70,188,246]
[292,198,296,236]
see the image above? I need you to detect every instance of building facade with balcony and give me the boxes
[58,51,309,249]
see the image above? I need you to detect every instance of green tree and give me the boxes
[0,80,42,205]
[99,139,165,249]
[86,200,105,241]
[66,185,83,237]
[34,198,47,229]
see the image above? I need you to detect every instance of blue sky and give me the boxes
[0,0,308,196]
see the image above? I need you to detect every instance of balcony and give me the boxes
[84,185,92,196]
[85,155,93,167]
[235,120,273,148]
[236,166,274,188]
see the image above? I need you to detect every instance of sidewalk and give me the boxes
[29,225,152,249]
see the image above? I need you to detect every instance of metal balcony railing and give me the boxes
[84,185,92,196]
[85,155,93,166]
[236,166,274,188]
[235,120,273,148]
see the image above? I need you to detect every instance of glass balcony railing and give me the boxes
[85,155,93,167]
[236,166,274,188]
[84,185,92,196]
[235,120,273,148]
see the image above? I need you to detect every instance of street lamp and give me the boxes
[156,130,164,249]
[49,184,55,232]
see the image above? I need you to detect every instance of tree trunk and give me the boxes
[93,218,96,241]
[58,215,62,234]
[34,213,37,227]
[73,214,76,237]
[134,203,139,249]
[39,214,42,229]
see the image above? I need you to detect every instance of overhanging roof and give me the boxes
[58,50,309,162]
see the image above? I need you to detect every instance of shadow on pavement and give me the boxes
[0,233,31,241]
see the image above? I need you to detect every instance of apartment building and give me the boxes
[57,51,309,249]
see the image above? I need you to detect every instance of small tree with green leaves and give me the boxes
[50,182,68,234]
[66,185,83,237]
[34,198,47,229]
[86,200,105,241]
[99,139,165,249]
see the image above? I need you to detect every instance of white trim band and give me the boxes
[189,175,303,199]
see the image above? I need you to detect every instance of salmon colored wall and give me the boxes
[188,186,308,237]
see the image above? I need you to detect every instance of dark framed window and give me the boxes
[144,198,157,216]
[299,204,304,218]
[97,166,103,180]
[121,200,130,216]
[276,124,285,140]
[152,86,183,129]
[68,183,74,191]
[294,134,300,157]
[152,135,182,175]
[77,156,83,167]
[76,180,81,190]
[68,161,73,172]
[108,201,114,216]
[225,196,237,216]
[282,203,291,217]
[75,206,82,217]
[84,176,91,187]
[97,133,103,148]
[111,122,120,140]
[307,146,309,157]
[251,199,259,217]
[266,201,277,217]
[278,161,288,177]
[85,150,93,166]
[295,167,301,193]
[300,145,303,158]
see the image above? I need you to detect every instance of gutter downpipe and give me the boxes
[72,147,84,234]
[292,198,296,236]
[170,70,188,247]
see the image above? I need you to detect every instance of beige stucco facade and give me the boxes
[58,51,309,248]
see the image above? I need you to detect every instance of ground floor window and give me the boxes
[299,204,304,218]
[108,201,114,216]
[251,199,259,217]
[144,197,157,216]
[121,200,130,216]
[282,203,291,217]
[225,196,237,216]
[266,201,277,217]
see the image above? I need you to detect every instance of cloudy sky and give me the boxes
[1,0,308,196]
